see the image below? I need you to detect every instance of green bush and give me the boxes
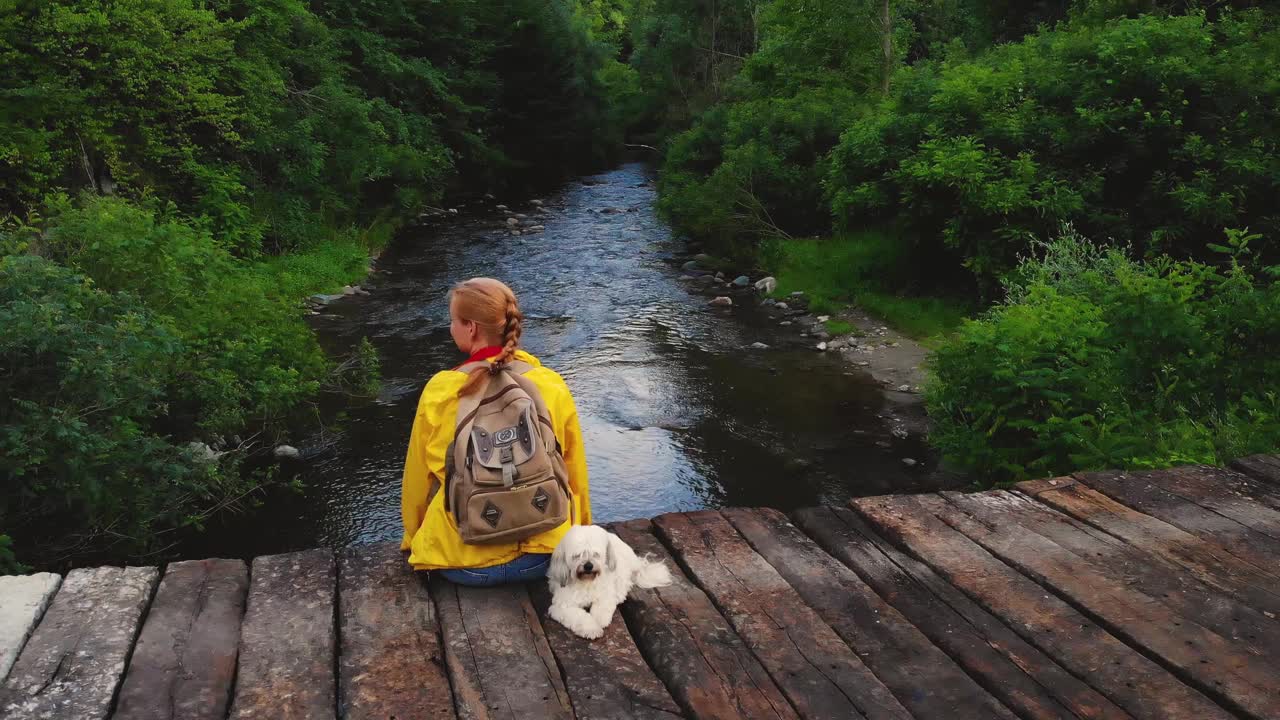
[926,229,1280,483]
[40,196,328,435]
[829,11,1280,294]
[0,255,258,558]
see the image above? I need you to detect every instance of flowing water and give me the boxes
[181,163,943,560]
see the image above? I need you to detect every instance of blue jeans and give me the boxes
[436,553,552,587]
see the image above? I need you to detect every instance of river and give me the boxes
[179,163,941,560]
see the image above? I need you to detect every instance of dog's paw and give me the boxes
[574,621,604,640]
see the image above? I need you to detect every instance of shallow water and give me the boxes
[180,163,940,560]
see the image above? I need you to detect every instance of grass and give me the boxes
[251,220,393,302]
[824,319,856,335]
[764,230,970,340]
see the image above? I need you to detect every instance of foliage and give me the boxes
[0,254,261,560]
[1,0,620,256]
[829,11,1280,294]
[926,229,1280,483]
[39,196,328,435]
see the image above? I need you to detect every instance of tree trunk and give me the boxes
[880,0,893,94]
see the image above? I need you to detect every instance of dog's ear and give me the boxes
[605,532,622,573]
[548,548,573,588]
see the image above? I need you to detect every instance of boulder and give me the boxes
[681,260,699,271]
[731,275,750,287]
[754,276,777,294]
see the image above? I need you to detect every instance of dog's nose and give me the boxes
[583,561,594,573]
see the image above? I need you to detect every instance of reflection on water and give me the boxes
[179,164,938,560]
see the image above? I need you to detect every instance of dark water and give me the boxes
[181,164,940,560]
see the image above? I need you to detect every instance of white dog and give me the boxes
[547,525,672,639]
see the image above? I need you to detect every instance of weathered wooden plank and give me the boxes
[612,519,799,720]
[1230,454,1280,487]
[974,489,1280,657]
[722,507,1017,720]
[429,576,572,720]
[0,566,157,720]
[228,549,336,720]
[1076,469,1280,572]
[852,494,1233,720]
[1152,465,1280,530]
[529,581,682,720]
[338,543,455,720]
[935,491,1279,720]
[793,505,1131,720]
[653,511,912,720]
[113,559,248,720]
[0,573,60,681]
[1019,478,1280,619]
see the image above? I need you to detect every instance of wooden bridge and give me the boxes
[2,456,1279,720]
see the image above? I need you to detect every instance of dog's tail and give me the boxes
[634,555,673,589]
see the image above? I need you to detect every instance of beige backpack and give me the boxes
[444,360,572,544]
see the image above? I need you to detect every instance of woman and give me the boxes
[400,277,591,585]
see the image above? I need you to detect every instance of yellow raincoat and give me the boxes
[400,349,591,569]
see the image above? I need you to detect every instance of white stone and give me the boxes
[816,342,828,351]
[902,458,918,467]
[0,573,62,679]
[898,384,912,393]
[506,217,519,226]
[749,342,770,350]
[496,204,509,210]
[708,296,732,306]
[530,199,543,206]
[775,302,789,311]
[273,444,301,460]
[816,315,831,323]
[754,276,777,294]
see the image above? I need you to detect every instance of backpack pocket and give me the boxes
[457,474,570,545]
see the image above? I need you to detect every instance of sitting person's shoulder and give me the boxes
[417,369,467,411]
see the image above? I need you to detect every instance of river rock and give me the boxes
[816,342,828,351]
[714,271,725,281]
[816,315,831,323]
[902,458,918,467]
[693,253,713,264]
[731,275,750,287]
[775,302,789,311]
[790,291,805,297]
[187,442,222,463]
[681,260,699,271]
[496,204,508,210]
[898,384,912,393]
[515,213,527,219]
[526,225,545,233]
[749,342,770,350]
[754,276,777,294]
[780,320,792,326]
[448,208,458,215]
[530,199,543,206]
[506,217,519,227]
[708,296,732,307]
[273,445,301,460]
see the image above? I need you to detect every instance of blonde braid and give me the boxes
[491,296,524,371]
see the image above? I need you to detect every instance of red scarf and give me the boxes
[455,345,504,369]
